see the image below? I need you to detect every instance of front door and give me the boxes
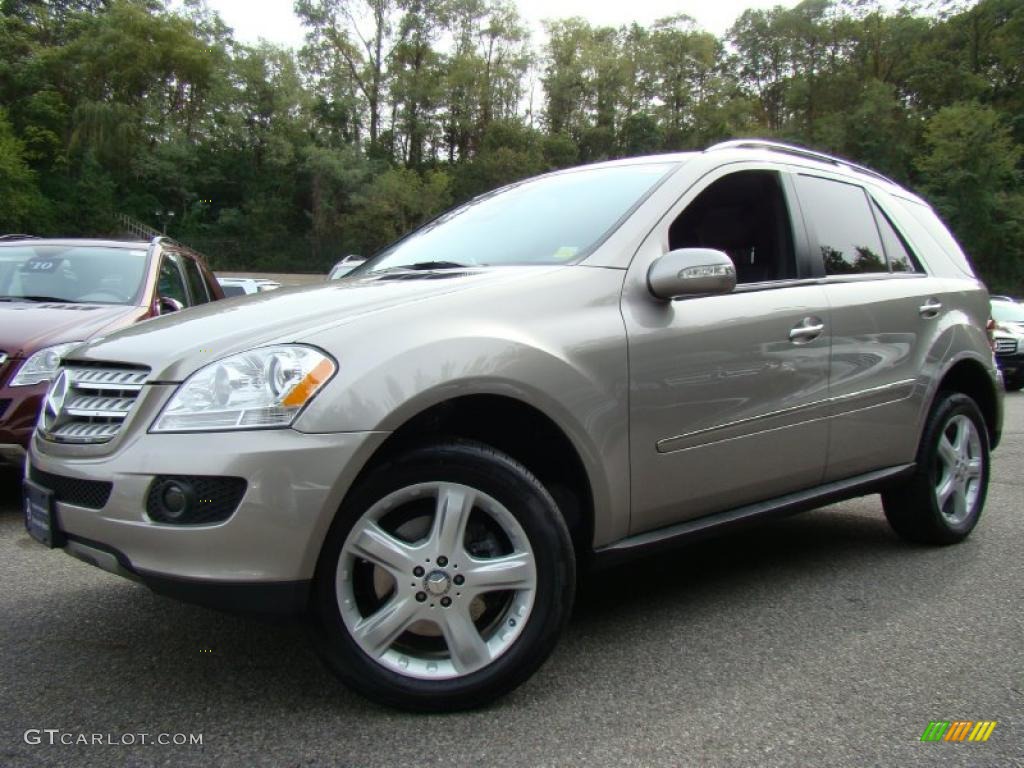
[622,167,831,534]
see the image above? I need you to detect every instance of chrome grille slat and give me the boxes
[70,381,144,393]
[41,364,150,444]
[994,338,1017,354]
[64,395,134,418]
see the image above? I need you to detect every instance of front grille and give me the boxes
[0,398,9,420]
[994,338,1018,355]
[43,364,149,444]
[28,465,113,510]
[146,475,247,525]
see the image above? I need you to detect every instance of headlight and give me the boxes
[11,342,84,386]
[151,345,335,433]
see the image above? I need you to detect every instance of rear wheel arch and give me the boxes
[930,357,1001,449]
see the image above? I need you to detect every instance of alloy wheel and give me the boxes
[336,481,537,680]
[933,414,983,525]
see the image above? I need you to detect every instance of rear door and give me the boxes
[791,173,941,480]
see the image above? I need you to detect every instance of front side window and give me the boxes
[158,256,190,305]
[668,170,797,283]
[359,162,678,273]
[0,245,148,305]
[796,175,887,275]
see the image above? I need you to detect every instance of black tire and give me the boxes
[882,392,990,545]
[1005,378,1023,392]
[310,440,576,712]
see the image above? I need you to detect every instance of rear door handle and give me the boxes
[789,317,825,344]
[919,299,943,318]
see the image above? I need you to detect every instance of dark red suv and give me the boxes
[0,236,223,466]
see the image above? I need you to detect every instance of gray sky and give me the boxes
[204,0,808,49]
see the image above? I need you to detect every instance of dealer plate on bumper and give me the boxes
[24,480,65,548]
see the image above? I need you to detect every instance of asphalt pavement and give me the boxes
[2,394,1022,768]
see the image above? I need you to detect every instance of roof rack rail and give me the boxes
[0,234,40,241]
[151,234,203,252]
[705,139,898,187]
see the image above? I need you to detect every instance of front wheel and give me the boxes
[311,441,576,711]
[882,392,990,545]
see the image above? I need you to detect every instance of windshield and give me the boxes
[360,162,678,273]
[0,245,148,305]
[992,301,1024,323]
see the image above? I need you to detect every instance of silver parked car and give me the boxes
[25,141,1003,711]
[216,276,282,296]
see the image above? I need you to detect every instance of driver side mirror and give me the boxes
[647,248,737,301]
[157,296,184,315]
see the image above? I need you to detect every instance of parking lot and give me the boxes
[1,394,1021,768]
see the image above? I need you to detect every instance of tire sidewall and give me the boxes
[920,393,990,538]
[311,441,575,710]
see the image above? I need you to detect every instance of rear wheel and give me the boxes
[882,392,990,544]
[311,440,575,711]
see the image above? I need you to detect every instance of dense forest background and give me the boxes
[0,0,1021,291]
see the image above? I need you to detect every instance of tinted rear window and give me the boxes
[796,175,886,275]
[898,200,974,276]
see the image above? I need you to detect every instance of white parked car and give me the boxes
[216,277,281,297]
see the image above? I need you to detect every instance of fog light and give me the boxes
[150,479,195,523]
[145,475,247,526]
[163,484,187,512]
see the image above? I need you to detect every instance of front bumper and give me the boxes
[29,427,388,615]
[0,378,46,465]
[996,351,1024,383]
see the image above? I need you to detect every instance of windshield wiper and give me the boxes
[384,261,473,271]
[0,295,74,303]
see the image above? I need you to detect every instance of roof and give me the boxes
[0,237,150,249]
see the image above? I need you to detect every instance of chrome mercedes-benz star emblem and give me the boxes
[41,369,69,432]
[424,570,451,596]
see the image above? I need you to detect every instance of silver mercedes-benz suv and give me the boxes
[25,140,1003,711]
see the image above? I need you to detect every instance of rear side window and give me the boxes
[869,199,919,273]
[795,175,886,275]
[898,200,975,277]
[221,284,245,297]
[182,256,210,304]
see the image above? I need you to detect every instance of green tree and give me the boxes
[0,107,48,230]
[916,101,1024,289]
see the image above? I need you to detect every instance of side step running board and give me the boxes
[592,464,915,569]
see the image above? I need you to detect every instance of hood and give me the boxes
[0,301,146,357]
[71,267,559,380]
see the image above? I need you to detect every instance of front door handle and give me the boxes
[789,317,825,344]
[919,298,943,318]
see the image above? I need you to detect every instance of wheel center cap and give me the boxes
[424,570,450,596]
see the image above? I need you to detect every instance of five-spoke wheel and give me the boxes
[883,391,990,544]
[312,441,575,711]
[338,481,537,679]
